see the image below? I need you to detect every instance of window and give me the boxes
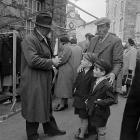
[119,18,123,32]
[114,5,117,18]
[36,1,41,11]
[120,1,124,16]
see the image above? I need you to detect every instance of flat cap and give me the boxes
[94,59,111,74]
[94,17,111,26]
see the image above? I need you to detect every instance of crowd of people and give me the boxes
[20,12,139,140]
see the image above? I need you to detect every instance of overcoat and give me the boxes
[120,56,140,140]
[86,79,115,127]
[73,69,94,109]
[20,29,54,123]
[87,33,123,78]
[54,44,82,98]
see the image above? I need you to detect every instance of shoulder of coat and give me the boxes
[108,32,122,43]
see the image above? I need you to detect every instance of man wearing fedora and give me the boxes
[20,12,66,140]
[87,17,123,136]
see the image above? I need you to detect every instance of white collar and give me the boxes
[95,76,106,85]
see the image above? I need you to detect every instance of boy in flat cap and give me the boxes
[87,17,123,104]
[20,12,66,140]
[86,59,115,140]
[73,53,97,139]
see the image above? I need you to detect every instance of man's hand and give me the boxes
[52,56,61,67]
[106,73,115,85]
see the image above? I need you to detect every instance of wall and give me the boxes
[76,21,96,42]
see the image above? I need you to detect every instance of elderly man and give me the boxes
[86,17,123,137]
[20,12,66,140]
[87,17,123,100]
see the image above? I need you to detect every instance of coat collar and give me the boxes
[34,28,44,42]
[33,28,54,56]
[91,78,108,95]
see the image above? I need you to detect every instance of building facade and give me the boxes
[76,21,96,42]
[0,0,67,37]
[66,5,86,39]
[106,0,140,45]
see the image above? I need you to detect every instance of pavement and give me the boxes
[0,96,126,140]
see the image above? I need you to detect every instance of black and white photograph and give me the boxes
[0,0,140,140]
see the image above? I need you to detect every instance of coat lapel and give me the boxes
[91,79,107,95]
[90,36,99,52]
[97,33,112,57]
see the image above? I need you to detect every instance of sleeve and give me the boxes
[21,37,53,70]
[72,72,81,93]
[58,46,72,66]
[96,86,115,106]
[112,39,123,77]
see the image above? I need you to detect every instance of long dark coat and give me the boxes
[20,29,54,123]
[87,33,123,80]
[120,58,140,140]
[73,69,94,109]
[86,79,115,127]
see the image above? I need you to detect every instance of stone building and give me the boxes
[0,0,67,99]
[76,21,96,42]
[106,0,140,44]
[0,0,67,37]
[66,5,86,39]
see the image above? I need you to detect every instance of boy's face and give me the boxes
[81,57,92,68]
[93,65,105,78]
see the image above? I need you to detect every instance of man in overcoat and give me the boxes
[20,12,65,140]
[86,17,123,136]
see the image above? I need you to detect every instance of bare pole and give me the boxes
[68,1,98,19]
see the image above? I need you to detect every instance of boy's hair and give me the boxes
[94,59,111,75]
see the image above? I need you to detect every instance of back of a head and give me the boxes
[70,38,77,44]
[60,36,70,44]
[85,33,95,41]
[128,38,135,46]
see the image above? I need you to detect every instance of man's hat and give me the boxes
[83,53,97,65]
[35,12,52,29]
[94,59,111,74]
[94,17,111,26]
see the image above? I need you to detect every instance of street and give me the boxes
[0,96,126,140]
